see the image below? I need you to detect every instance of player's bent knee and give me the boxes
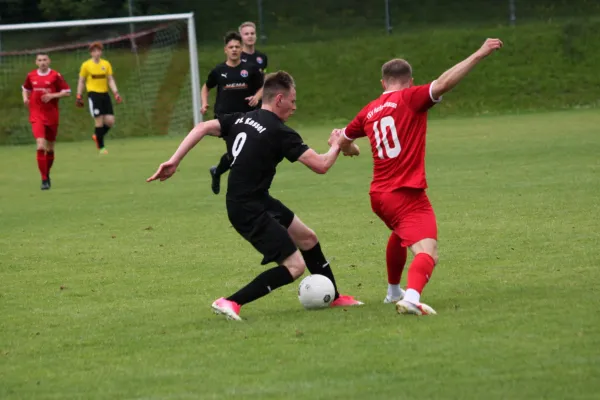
[410,238,439,265]
[281,251,306,279]
[35,139,46,151]
[288,217,318,250]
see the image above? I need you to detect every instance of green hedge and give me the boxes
[2,20,599,144]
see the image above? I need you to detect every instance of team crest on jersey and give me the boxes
[101,66,106,71]
[240,69,249,78]
[257,57,264,64]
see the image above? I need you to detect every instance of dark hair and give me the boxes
[224,31,242,45]
[263,71,295,103]
[36,52,49,57]
[382,59,412,83]
[89,41,104,52]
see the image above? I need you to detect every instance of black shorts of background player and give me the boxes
[200,31,264,195]
[147,71,363,321]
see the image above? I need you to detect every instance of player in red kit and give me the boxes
[22,52,71,190]
[334,38,503,315]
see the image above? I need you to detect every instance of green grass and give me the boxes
[1,109,600,399]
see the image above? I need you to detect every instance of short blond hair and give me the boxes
[382,59,412,83]
[239,21,256,32]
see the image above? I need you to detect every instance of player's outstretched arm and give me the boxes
[297,136,342,174]
[431,38,503,100]
[147,120,222,182]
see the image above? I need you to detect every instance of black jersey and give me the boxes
[206,62,263,115]
[241,50,268,72]
[218,109,309,201]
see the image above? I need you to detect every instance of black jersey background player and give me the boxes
[239,21,268,73]
[200,31,264,195]
[147,71,362,321]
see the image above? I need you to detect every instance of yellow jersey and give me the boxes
[79,58,113,93]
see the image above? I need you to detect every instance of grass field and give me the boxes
[1,110,599,399]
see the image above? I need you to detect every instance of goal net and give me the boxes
[0,14,200,145]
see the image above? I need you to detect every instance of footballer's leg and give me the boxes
[384,232,407,303]
[287,215,363,307]
[101,114,115,154]
[394,191,438,316]
[212,208,300,320]
[32,123,49,190]
[209,152,232,194]
[45,126,58,188]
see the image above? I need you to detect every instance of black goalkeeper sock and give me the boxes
[95,127,105,148]
[103,124,111,136]
[214,152,232,176]
[301,242,340,299]
[227,265,294,305]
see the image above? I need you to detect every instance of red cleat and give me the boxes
[330,294,364,307]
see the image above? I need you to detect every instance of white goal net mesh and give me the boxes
[0,21,194,145]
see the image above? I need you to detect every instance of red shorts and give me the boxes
[370,188,437,247]
[31,122,58,142]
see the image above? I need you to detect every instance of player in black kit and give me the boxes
[239,21,268,73]
[147,71,363,321]
[201,31,264,195]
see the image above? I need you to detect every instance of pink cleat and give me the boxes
[330,294,364,307]
[211,297,242,321]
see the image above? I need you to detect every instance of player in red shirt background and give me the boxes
[334,38,503,315]
[22,52,71,190]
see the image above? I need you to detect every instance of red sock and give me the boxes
[386,233,407,284]
[36,149,48,180]
[46,151,55,174]
[406,253,435,294]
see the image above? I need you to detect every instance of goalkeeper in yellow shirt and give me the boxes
[76,42,122,154]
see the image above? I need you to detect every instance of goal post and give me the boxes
[0,13,202,145]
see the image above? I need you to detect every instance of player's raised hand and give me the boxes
[477,38,503,58]
[147,160,179,182]
[75,94,84,108]
[114,93,123,104]
[200,103,210,115]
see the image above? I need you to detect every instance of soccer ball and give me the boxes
[298,274,335,309]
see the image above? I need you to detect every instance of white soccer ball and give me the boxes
[298,274,335,309]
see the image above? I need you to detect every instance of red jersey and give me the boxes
[343,81,441,193]
[22,69,71,125]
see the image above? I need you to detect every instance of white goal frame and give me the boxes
[0,13,202,124]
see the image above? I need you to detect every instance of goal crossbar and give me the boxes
[0,13,202,125]
[0,13,193,32]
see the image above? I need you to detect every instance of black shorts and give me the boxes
[88,92,113,117]
[227,195,296,265]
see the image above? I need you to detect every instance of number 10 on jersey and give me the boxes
[373,116,401,159]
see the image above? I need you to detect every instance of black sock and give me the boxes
[103,125,111,136]
[214,152,231,176]
[95,127,105,148]
[301,242,340,299]
[227,265,294,305]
